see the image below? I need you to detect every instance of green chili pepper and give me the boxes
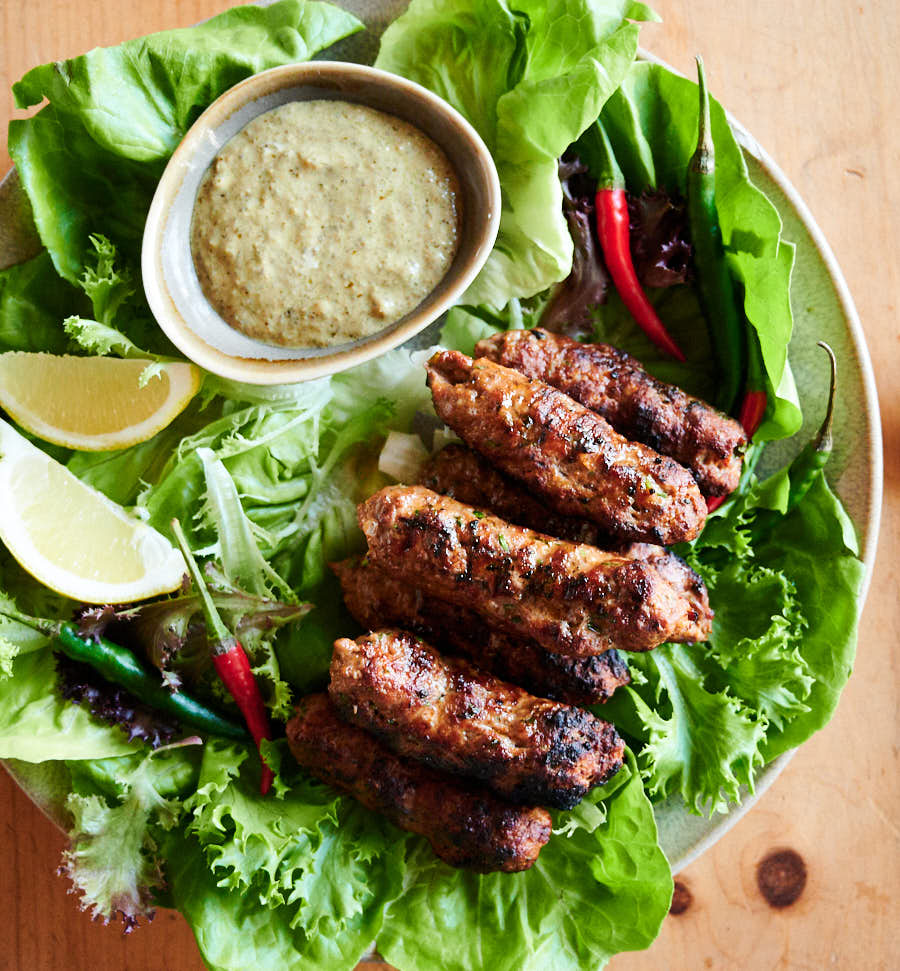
[0,603,247,740]
[784,341,836,511]
[53,623,248,740]
[687,56,746,413]
[750,341,836,538]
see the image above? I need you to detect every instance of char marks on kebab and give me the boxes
[289,328,735,872]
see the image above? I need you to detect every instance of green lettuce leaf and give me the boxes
[9,0,362,288]
[61,743,200,930]
[163,823,404,971]
[754,472,864,759]
[605,459,864,813]
[185,739,408,942]
[706,560,813,731]
[606,647,766,815]
[379,750,671,971]
[0,649,137,762]
[0,251,87,353]
[376,0,656,308]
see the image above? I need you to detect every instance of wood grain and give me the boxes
[1,1,897,969]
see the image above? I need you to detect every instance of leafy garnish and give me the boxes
[627,189,692,288]
[539,158,609,338]
[56,653,178,748]
[61,740,201,931]
[376,0,657,308]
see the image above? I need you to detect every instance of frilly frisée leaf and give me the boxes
[61,738,201,932]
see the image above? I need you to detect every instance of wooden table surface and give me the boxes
[1,1,897,968]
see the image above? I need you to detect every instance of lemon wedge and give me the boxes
[0,352,201,451]
[0,419,185,603]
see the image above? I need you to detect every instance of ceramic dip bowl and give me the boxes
[142,61,501,384]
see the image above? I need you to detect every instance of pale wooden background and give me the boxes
[1,1,897,968]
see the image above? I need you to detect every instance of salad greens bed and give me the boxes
[0,1,865,968]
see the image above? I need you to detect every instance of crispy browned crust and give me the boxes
[419,442,604,545]
[287,694,551,872]
[475,329,746,497]
[332,555,630,705]
[427,350,706,545]
[357,485,712,655]
[328,630,625,810]
[419,445,709,608]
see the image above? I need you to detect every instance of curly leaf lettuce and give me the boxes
[376,0,657,307]
[604,461,863,814]
[60,745,198,930]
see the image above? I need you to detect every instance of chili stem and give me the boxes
[171,519,274,794]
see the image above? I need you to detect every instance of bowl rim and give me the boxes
[141,60,501,384]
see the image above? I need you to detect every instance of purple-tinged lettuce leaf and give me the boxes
[539,159,609,339]
[627,189,691,288]
[56,653,178,748]
[61,742,200,932]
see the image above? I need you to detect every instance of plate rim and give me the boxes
[636,48,883,873]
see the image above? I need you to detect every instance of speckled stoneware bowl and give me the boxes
[142,60,501,383]
[0,0,882,885]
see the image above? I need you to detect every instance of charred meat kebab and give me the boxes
[475,328,746,497]
[329,629,625,809]
[332,555,630,706]
[418,443,711,625]
[426,350,706,545]
[358,485,712,656]
[287,693,551,872]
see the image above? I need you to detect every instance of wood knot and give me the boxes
[669,879,693,915]
[756,848,807,908]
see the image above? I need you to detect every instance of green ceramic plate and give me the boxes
[0,0,882,884]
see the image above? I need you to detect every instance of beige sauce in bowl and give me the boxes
[190,100,461,348]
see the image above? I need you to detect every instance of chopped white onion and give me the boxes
[378,430,429,482]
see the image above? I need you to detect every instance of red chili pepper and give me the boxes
[212,650,274,795]
[736,328,768,439]
[595,187,687,362]
[172,520,274,795]
[705,494,726,513]
[737,390,767,439]
[586,121,686,362]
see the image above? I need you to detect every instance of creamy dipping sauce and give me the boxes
[190,100,461,348]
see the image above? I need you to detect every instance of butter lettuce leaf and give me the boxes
[753,472,864,759]
[376,0,656,308]
[379,751,671,971]
[0,649,137,762]
[9,0,363,287]
[0,251,87,353]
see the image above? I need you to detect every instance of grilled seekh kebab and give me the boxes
[332,555,630,706]
[419,441,604,546]
[358,485,712,657]
[426,350,706,545]
[329,630,625,810]
[418,443,711,625]
[287,693,551,872]
[475,328,746,497]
